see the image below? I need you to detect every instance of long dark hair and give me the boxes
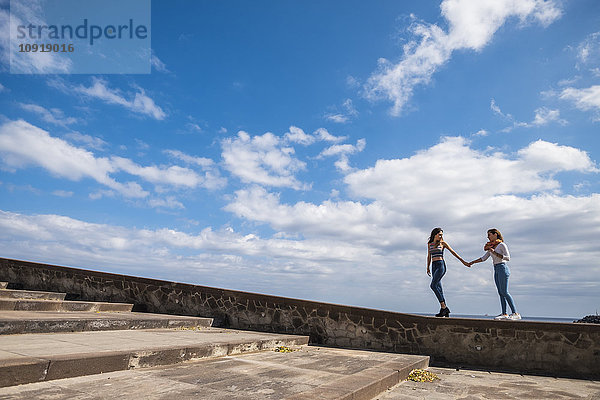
[428,227,443,243]
[487,228,504,241]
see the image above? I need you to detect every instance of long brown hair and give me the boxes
[487,228,504,241]
[428,227,443,243]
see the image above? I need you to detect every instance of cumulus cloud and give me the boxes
[0,119,145,198]
[560,85,600,119]
[284,126,347,145]
[222,130,309,190]
[365,0,562,115]
[318,138,367,172]
[0,120,222,198]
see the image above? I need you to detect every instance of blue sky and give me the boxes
[0,0,599,318]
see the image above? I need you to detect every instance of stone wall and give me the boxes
[1,257,598,378]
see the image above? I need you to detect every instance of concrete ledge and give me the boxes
[0,357,49,387]
[0,289,66,301]
[0,328,309,387]
[285,354,429,400]
[0,299,133,312]
[0,311,213,335]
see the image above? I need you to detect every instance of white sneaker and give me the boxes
[494,314,509,320]
[509,313,521,320]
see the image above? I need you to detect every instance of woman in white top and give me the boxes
[468,228,521,320]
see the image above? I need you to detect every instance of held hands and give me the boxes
[461,259,472,268]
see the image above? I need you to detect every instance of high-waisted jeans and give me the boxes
[494,263,516,314]
[430,260,446,303]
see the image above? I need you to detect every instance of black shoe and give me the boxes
[443,307,450,317]
[435,307,445,317]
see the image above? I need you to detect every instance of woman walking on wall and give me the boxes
[427,228,469,317]
[468,228,521,320]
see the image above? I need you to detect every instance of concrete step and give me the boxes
[0,327,310,388]
[0,311,213,335]
[0,299,133,312]
[0,345,430,399]
[0,282,7,290]
[0,289,66,301]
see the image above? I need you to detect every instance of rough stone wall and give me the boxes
[1,257,598,378]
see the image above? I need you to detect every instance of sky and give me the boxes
[0,0,599,319]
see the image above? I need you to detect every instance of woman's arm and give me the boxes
[426,245,432,276]
[469,257,483,266]
[443,241,470,267]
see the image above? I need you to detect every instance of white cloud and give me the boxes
[0,120,225,199]
[151,52,169,73]
[59,78,167,120]
[222,130,309,190]
[148,196,184,209]
[110,157,205,188]
[52,190,73,198]
[345,137,596,209]
[492,99,566,131]
[560,85,600,117]
[18,103,78,127]
[0,82,6,92]
[576,32,600,67]
[314,128,347,143]
[284,126,315,145]
[317,138,367,173]
[64,132,108,151]
[164,150,214,168]
[365,0,562,115]
[0,119,145,198]
[324,99,359,123]
[284,126,347,145]
[531,107,566,126]
[517,140,598,173]
[318,139,366,158]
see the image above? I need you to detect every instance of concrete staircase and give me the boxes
[0,282,430,399]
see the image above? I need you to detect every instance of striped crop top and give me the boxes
[429,242,444,260]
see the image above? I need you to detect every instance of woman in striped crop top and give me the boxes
[427,227,470,317]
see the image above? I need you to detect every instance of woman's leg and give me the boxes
[495,264,516,314]
[494,265,507,314]
[430,260,446,304]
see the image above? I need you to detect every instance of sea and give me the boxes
[416,314,577,323]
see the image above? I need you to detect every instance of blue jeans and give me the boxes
[494,263,516,314]
[430,260,446,303]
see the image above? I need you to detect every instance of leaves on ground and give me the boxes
[407,369,440,382]
[274,346,298,353]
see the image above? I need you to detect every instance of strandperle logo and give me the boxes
[16,19,149,46]
[10,0,151,74]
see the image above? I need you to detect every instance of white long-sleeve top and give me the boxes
[481,242,510,264]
